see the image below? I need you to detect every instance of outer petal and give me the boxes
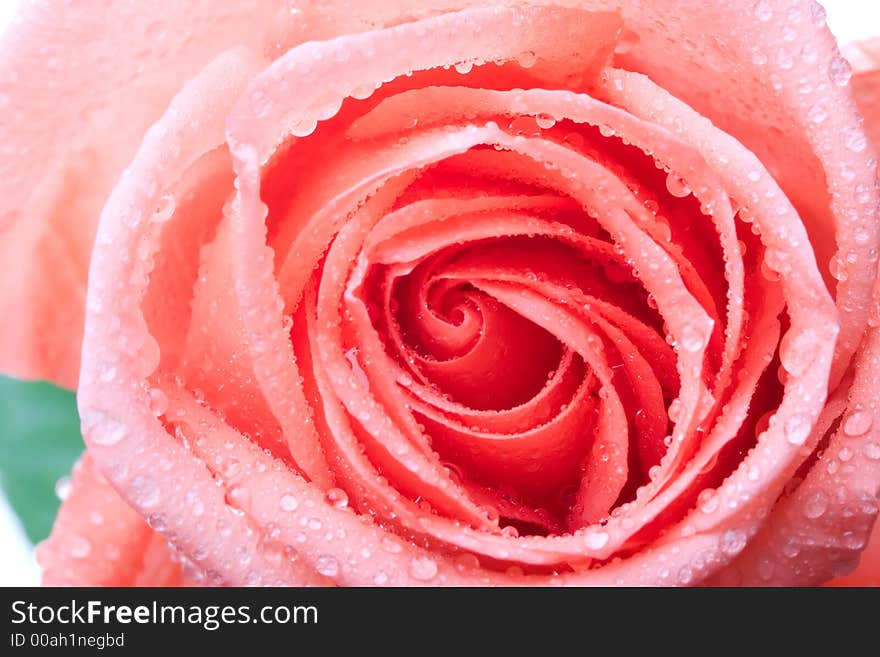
[825,37,880,588]
[37,454,193,586]
[0,0,286,387]
[843,38,880,153]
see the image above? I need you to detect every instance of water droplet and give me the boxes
[290,118,318,137]
[517,50,537,68]
[784,413,811,445]
[382,536,403,554]
[315,554,339,577]
[665,172,691,198]
[146,513,167,531]
[69,535,92,559]
[679,325,706,352]
[842,531,865,550]
[92,420,128,446]
[756,557,775,581]
[582,529,609,550]
[779,328,818,377]
[131,475,160,508]
[535,114,556,129]
[55,476,72,500]
[479,505,500,523]
[829,256,848,281]
[373,571,389,585]
[325,487,349,509]
[862,443,880,460]
[225,484,250,511]
[807,103,827,124]
[350,84,375,100]
[828,56,852,86]
[841,126,867,153]
[753,0,773,22]
[409,556,438,581]
[678,565,695,585]
[810,0,827,26]
[186,490,205,517]
[719,530,747,556]
[99,365,117,382]
[148,387,168,416]
[838,446,854,462]
[776,48,793,70]
[803,490,828,519]
[455,553,480,572]
[280,493,299,512]
[396,371,413,387]
[697,489,719,514]
[151,194,175,223]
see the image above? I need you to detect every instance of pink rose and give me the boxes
[2,1,878,586]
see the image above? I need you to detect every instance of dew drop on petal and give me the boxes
[324,487,349,509]
[665,172,691,198]
[501,525,519,538]
[315,554,340,577]
[146,513,166,531]
[779,328,818,377]
[55,476,72,501]
[697,488,719,514]
[753,0,773,22]
[756,557,775,581]
[148,387,168,417]
[802,490,828,519]
[535,114,556,129]
[810,0,827,26]
[455,553,480,572]
[517,50,537,68]
[719,530,747,556]
[382,536,403,554]
[842,126,867,153]
[679,325,706,352]
[290,118,318,137]
[151,194,175,223]
[69,535,92,559]
[409,556,438,581]
[280,493,299,512]
[91,419,128,446]
[582,529,609,550]
[843,411,874,436]
[131,475,161,508]
[828,56,852,87]
[784,413,811,445]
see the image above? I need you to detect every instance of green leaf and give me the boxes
[0,375,83,544]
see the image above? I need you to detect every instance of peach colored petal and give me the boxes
[843,38,880,153]
[0,0,288,387]
[38,455,192,586]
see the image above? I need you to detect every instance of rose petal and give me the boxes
[0,0,286,386]
[38,455,193,586]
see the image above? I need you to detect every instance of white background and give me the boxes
[0,0,877,586]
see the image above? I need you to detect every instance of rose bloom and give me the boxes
[0,0,877,587]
